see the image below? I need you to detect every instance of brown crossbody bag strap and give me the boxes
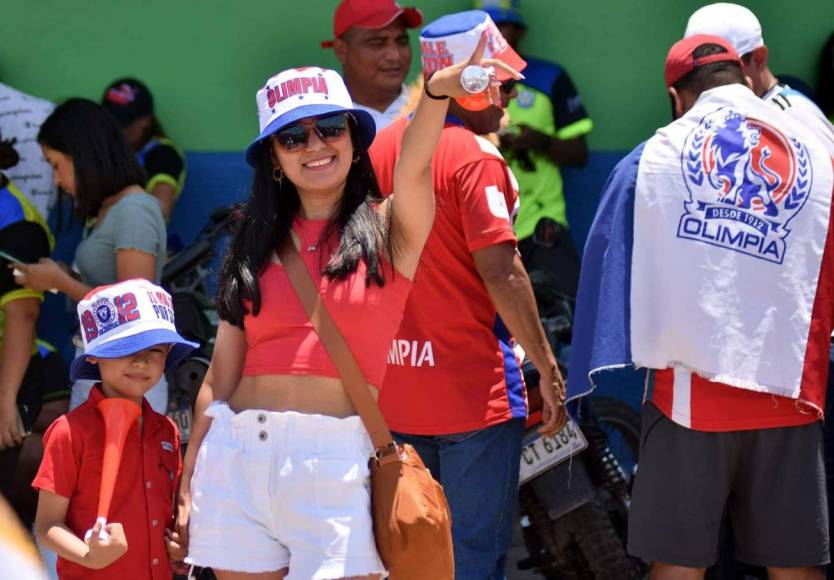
[277,237,396,452]
[280,237,455,579]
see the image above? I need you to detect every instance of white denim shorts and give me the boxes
[186,402,386,579]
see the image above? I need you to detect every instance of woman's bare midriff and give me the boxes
[228,374,379,418]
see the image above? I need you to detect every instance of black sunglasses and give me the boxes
[274,114,349,151]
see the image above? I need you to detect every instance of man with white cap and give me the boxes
[323,0,423,130]
[371,10,567,578]
[685,2,834,155]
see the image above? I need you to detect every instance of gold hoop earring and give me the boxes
[273,167,284,183]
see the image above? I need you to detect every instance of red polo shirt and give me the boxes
[33,385,180,580]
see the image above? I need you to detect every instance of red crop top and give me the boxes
[242,217,412,387]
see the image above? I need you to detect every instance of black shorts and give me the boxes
[17,351,70,431]
[628,402,829,568]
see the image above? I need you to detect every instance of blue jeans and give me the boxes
[394,418,525,580]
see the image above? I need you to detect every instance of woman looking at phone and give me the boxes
[13,99,168,413]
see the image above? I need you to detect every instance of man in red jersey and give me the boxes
[370,10,566,578]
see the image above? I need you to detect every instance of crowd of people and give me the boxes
[0,0,833,579]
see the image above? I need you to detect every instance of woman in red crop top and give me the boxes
[175,40,521,579]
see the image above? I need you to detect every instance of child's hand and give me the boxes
[84,520,128,570]
[165,528,189,575]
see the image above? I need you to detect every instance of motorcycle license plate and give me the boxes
[518,420,587,485]
[170,405,193,444]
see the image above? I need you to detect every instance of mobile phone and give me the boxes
[0,249,23,263]
[16,404,32,438]
[2,251,59,294]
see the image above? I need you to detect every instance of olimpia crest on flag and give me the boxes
[677,108,813,264]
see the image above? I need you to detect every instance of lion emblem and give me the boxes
[678,108,812,264]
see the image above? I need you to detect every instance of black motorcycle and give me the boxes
[515,223,646,579]
[163,205,237,447]
[165,206,239,580]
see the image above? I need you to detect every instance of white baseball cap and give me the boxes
[684,3,764,57]
[71,279,198,381]
[419,10,526,82]
[244,67,376,167]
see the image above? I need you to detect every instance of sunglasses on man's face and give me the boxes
[274,114,349,151]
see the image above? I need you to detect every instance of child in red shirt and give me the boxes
[32,279,197,579]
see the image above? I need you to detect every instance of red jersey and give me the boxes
[647,185,834,431]
[33,385,181,580]
[370,117,526,435]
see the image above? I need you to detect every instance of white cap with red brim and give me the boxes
[419,10,526,82]
[684,2,764,57]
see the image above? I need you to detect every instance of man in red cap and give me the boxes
[570,34,834,579]
[323,0,422,130]
[372,10,567,578]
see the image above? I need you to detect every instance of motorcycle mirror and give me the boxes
[532,218,565,249]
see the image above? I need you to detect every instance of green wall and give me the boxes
[3,0,831,152]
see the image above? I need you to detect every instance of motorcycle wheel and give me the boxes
[519,488,642,580]
[171,357,210,408]
[587,397,649,578]
[166,357,209,451]
[589,397,642,483]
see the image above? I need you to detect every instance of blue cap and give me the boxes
[71,329,198,381]
[70,279,199,381]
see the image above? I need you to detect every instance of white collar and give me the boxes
[353,85,409,116]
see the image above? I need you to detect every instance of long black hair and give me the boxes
[0,133,19,172]
[38,98,146,223]
[217,116,389,328]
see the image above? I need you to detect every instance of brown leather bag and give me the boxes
[279,239,454,579]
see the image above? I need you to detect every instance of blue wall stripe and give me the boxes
[37,150,630,376]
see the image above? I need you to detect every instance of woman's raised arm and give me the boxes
[388,34,523,273]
